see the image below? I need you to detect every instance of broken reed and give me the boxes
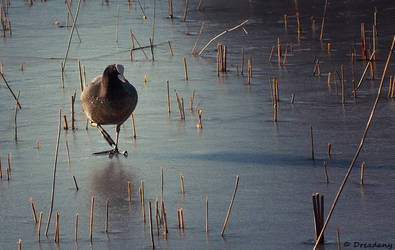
[360,161,365,185]
[221,175,239,236]
[271,78,279,122]
[75,213,79,241]
[30,197,38,224]
[341,64,345,104]
[296,11,300,40]
[196,109,203,128]
[131,112,136,138]
[312,193,324,244]
[71,90,76,130]
[323,161,329,184]
[128,181,132,201]
[54,212,59,243]
[38,212,43,242]
[148,201,155,248]
[205,197,208,232]
[216,43,228,74]
[183,57,188,80]
[168,40,174,56]
[191,22,205,55]
[248,57,252,84]
[174,89,185,120]
[89,196,94,242]
[310,125,315,160]
[320,0,328,41]
[166,80,171,113]
[180,173,185,194]
[141,180,146,223]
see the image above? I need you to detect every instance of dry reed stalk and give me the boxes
[183,0,188,21]
[174,90,185,120]
[341,64,345,104]
[160,167,164,224]
[38,212,43,242]
[310,125,314,160]
[89,196,94,242]
[236,64,239,75]
[116,5,120,42]
[54,212,59,243]
[166,80,171,113]
[83,65,86,89]
[282,46,288,65]
[360,161,365,185]
[177,207,181,228]
[320,0,328,41]
[197,109,203,128]
[180,208,184,229]
[361,23,366,60]
[75,213,78,241]
[36,139,40,150]
[71,94,75,130]
[141,180,146,223]
[163,211,168,239]
[223,45,227,72]
[155,197,159,235]
[328,72,331,87]
[191,22,205,54]
[105,199,109,233]
[128,181,132,201]
[369,59,374,79]
[65,0,81,42]
[247,58,251,84]
[168,0,173,19]
[221,175,239,236]
[151,0,156,45]
[180,173,185,195]
[72,176,79,191]
[0,72,22,109]
[312,193,324,244]
[148,201,155,248]
[312,59,319,76]
[327,43,331,53]
[168,40,174,56]
[391,76,395,98]
[6,167,9,181]
[198,20,248,56]
[313,36,395,250]
[327,142,332,157]
[197,0,203,10]
[241,48,245,74]
[337,225,341,250]
[149,38,154,61]
[354,51,376,92]
[388,76,392,97]
[129,30,149,59]
[268,45,274,63]
[45,109,62,236]
[131,113,136,138]
[62,0,81,69]
[7,153,11,173]
[136,0,147,19]
[183,57,188,80]
[30,197,38,224]
[14,90,20,142]
[65,136,71,168]
[18,239,21,250]
[63,115,69,130]
[284,14,287,30]
[323,161,329,183]
[296,12,300,40]
[0,63,3,74]
[205,197,208,232]
[20,61,24,72]
[61,62,65,88]
[190,90,195,111]
[290,93,295,104]
[277,37,281,64]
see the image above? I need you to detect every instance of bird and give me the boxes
[81,64,138,156]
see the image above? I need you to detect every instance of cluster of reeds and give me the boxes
[0,1,11,37]
[216,42,227,75]
[0,153,12,181]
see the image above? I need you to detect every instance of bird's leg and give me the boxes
[96,124,116,147]
[114,124,128,157]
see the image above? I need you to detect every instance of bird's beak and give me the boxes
[115,64,126,83]
[118,73,126,83]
